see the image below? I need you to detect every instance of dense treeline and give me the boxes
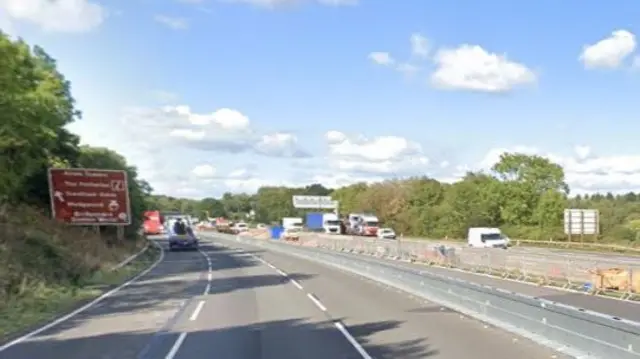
[0,32,151,238]
[151,154,640,244]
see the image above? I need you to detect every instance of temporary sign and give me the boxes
[48,168,131,225]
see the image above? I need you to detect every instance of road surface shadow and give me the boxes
[1,242,277,340]
[0,318,438,359]
[207,273,314,295]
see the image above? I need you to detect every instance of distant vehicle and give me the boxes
[166,215,199,251]
[467,227,510,249]
[143,210,163,235]
[233,222,249,234]
[256,223,267,229]
[377,227,396,240]
[347,213,379,236]
[322,213,341,234]
[282,227,301,241]
[282,217,303,229]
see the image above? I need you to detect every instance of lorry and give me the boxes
[467,227,510,249]
[322,213,341,234]
[282,217,303,229]
[143,210,163,235]
[306,213,324,231]
[359,214,379,236]
[346,213,379,236]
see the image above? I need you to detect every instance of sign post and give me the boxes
[563,208,599,242]
[48,168,131,226]
[292,195,339,212]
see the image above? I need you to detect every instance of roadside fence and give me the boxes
[298,234,640,301]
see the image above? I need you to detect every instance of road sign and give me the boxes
[48,168,131,225]
[564,209,599,235]
[292,195,338,209]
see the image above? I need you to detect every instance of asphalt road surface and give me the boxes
[0,237,569,359]
[296,239,640,322]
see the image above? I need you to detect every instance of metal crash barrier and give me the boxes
[199,232,640,359]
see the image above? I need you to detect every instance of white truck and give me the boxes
[322,213,341,234]
[347,213,379,236]
[467,227,510,249]
[282,217,303,229]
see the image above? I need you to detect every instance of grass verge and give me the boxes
[0,243,161,342]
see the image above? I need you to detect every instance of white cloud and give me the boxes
[368,52,395,66]
[0,0,106,33]
[477,145,640,194]
[579,30,636,69]
[325,131,429,176]
[192,164,217,178]
[410,33,429,58]
[431,44,536,92]
[154,15,189,30]
[255,132,310,158]
[120,105,307,158]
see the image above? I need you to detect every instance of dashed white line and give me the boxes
[190,300,205,321]
[334,321,373,359]
[165,332,187,359]
[204,283,211,295]
[290,279,304,290]
[306,293,327,311]
[208,241,373,359]
[276,269,287,277]
[207,272,213,281]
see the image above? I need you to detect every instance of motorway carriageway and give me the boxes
[0,236,569,359]
[318,234,640,321]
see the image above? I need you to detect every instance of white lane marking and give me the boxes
[276,269,287,277]
[0,240,165,352]
[165,332,187,359]
[334,321,373,359]
[307,293,327,311]
[207,272,213,281]
[190,300,205,321]
[290,279,304,290]
[204,283,211,295]
[267,263,276,269]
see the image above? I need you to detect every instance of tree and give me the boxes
[0,35,81,203]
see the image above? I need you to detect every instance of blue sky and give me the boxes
[2,0,640,197]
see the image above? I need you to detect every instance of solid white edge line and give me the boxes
[189,300,205,321]
[334,321,373,359]
[290,279,304,290]
[165,332,187,359]
[0,239,165,352]
[111,243,150,271]
[306,293,327,311]
[276,269,287,277]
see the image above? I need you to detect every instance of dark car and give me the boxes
[166,216,199,251]
[168,233,199,251]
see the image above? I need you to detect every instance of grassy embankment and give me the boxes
[0,205,161,341]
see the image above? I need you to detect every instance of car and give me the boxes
[282,227,301,241]
[377,227,396,240]
[169,234,199,251]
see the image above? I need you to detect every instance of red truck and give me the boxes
[143,210,163,235]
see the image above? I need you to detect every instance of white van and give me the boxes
[467,227,510,249]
